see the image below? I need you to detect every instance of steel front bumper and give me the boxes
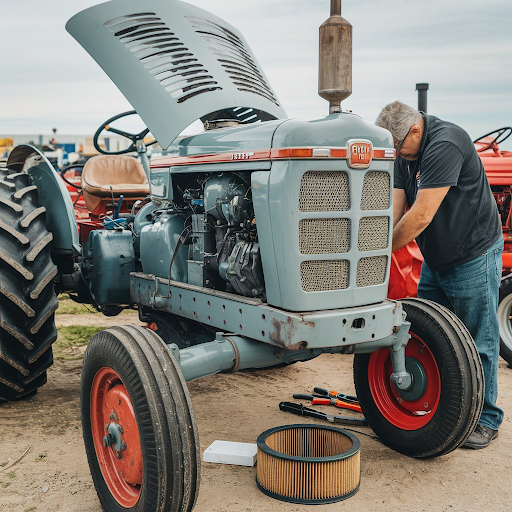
[131,273,403,350]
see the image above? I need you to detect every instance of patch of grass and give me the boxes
[7,471,15,478]
[54,326,104,360]
[37,453,47,461]
[57,295,92,315]
[1,481,11,488]
[24,507,37,512]
[57,294,136,316]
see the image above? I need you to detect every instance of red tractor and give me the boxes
[389,126,512,365]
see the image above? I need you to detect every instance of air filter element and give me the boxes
[256,424,360,504]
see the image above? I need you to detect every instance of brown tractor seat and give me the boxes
[81,155,150,212]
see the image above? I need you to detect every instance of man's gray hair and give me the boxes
[376,101,422,144]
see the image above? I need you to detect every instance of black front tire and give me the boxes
[81,325,200,512]
[354,298,484,458]
[0,171,58,401]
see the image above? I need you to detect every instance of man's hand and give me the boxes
[392,186,450,252]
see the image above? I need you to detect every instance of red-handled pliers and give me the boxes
[313,387,359,404]
[292,394,363,413]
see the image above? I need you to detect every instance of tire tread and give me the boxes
[0,168,58,401]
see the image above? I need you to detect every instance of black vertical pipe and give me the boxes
[416,83,429,113]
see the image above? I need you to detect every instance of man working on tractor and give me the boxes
[376,101,503,449]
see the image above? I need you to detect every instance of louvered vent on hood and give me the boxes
[186,16,279,105]
[104,12,222,103]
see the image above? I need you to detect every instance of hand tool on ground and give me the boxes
[313,387,359,404]
[293,394,363,413]
[279,402,368,426]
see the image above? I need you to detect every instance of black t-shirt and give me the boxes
[394,114,501,271]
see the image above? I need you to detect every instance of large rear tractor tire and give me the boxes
[0,171,58,401]
[354,298,484,458]
[497,274,512,365]
[81,325,200,512]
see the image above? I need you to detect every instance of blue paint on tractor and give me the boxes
[82,230,135,305]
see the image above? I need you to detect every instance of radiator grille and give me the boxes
[360,172,390,210]
[356,256,388,287]
[104,12,221,103]
[358,217,389,251]
[301,260,349,292]
[299,219,350,254]
[299,172,349,212]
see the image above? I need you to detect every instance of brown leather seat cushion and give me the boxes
[81,155,150,211]
[82,155,150,196]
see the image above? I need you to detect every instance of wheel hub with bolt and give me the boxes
[396,357,428,402]
[103,412,128,459]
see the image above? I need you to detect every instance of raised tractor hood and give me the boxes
[66,0,287,149]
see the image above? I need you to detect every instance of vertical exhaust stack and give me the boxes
[318,0,352,114]
[416,83,429,113]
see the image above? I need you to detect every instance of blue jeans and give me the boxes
[417,236,504,431]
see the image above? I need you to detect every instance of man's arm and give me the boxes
[393,189,407,228]
[392,186,450,252]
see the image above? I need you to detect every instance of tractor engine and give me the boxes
[141,170,264,298]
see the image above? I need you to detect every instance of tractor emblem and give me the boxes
[347,140,373,169]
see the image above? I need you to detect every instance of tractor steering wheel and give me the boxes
[473,127,512,153]
[93,110,157,155]
[60,163,85,189]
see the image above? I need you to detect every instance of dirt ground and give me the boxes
[1,313,512,512]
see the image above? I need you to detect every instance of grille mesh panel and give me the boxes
[104,12,222,103]
[360,172,390,210]
[358,217,389,251]
[300,260,349,292]
[186,16,279,105]
[299,172,349,212]
[299,219,350,254]
[356,256,388,287]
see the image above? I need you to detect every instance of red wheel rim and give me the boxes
[367,334,441,430]
[90,368,143,507]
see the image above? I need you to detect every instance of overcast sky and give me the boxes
[1,0,511,147]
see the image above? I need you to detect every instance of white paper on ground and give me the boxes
[203,440,257,467]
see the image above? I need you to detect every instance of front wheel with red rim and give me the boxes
[90,367,143,508]
[354,298,484,458]
[81,325,200,512]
